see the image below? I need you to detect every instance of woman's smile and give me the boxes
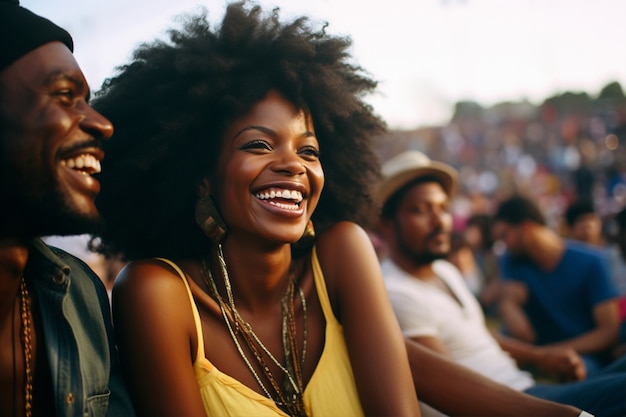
[255,187,304,212]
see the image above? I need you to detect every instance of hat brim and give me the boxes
[377,163,458,208]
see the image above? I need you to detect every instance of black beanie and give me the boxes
[0,0,74,72]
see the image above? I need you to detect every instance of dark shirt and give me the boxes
[24,238,134,417]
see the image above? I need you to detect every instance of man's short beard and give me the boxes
[393,221,450,267]
[20,188,102,238]
[397,235,449,267]
[407,250,448,267]
[26,206,102,237]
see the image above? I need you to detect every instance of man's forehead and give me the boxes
[2,42,84,86]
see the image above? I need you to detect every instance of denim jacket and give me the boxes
[24,238,135,417]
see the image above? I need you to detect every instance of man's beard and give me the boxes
[15,184,102,238]
[404,247,448,267]
[396,228,449,267]
[31,205,102,237]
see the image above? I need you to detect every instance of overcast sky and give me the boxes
[22,0,626,129]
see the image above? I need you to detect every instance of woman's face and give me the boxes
[214,90,324,244]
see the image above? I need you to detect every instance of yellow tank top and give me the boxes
[160,247,364,417]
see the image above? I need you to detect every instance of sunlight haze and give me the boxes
[23,0,626,129]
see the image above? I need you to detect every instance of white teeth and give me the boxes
[255,188,303,203]
[61,154,101,174]
[266,200,301,210]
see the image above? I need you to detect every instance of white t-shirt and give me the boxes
[382,258,535,392]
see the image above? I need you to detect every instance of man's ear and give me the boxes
[197,177,212,198]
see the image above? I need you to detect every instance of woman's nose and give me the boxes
[273,149,305,175]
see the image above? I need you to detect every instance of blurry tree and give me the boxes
[597,81,625,102]
[542,91,592,117]
[451,100,484,121]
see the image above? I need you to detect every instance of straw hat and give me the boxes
[377,150,458,207]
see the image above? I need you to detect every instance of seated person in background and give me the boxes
[460,213,502,315]
[612,207,626,295]
[563,199,606,247]
[609,207,626,357]
[564,200,626,357]
[447,232,484,297]
[376,150,626,417]
[563,199,626,297]
[493,195,623,375]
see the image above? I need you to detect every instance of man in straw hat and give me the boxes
[376,150,626,417]
[0,1,134,415]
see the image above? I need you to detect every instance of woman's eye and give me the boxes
[239,139,271,151]
[299,146,320,159]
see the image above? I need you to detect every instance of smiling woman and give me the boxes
[213,90,324,245]
[89,2,419,416]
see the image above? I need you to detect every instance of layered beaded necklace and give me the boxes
[12,276,33,417]
[201,243,308,417]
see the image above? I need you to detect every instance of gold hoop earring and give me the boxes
[195,195,227,243]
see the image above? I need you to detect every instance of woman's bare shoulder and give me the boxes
[314,221,381,298]
[113,258,191,306]
[316,221,369,249]
[315,221,374,264]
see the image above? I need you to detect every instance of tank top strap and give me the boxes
[311,247,338,325]
[154,257,205,363]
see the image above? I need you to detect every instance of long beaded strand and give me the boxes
[214,243,305,392]
[202,257,275,400]
[201,244,307,416]
[20,276,33,417]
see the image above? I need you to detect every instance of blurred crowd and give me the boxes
[377,81,626,228]
[372,82,626,360]
[10,0,624,413]
[52,81,626,310]
[41,75,626,412]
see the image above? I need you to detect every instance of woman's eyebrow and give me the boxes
[233,125,315,140]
